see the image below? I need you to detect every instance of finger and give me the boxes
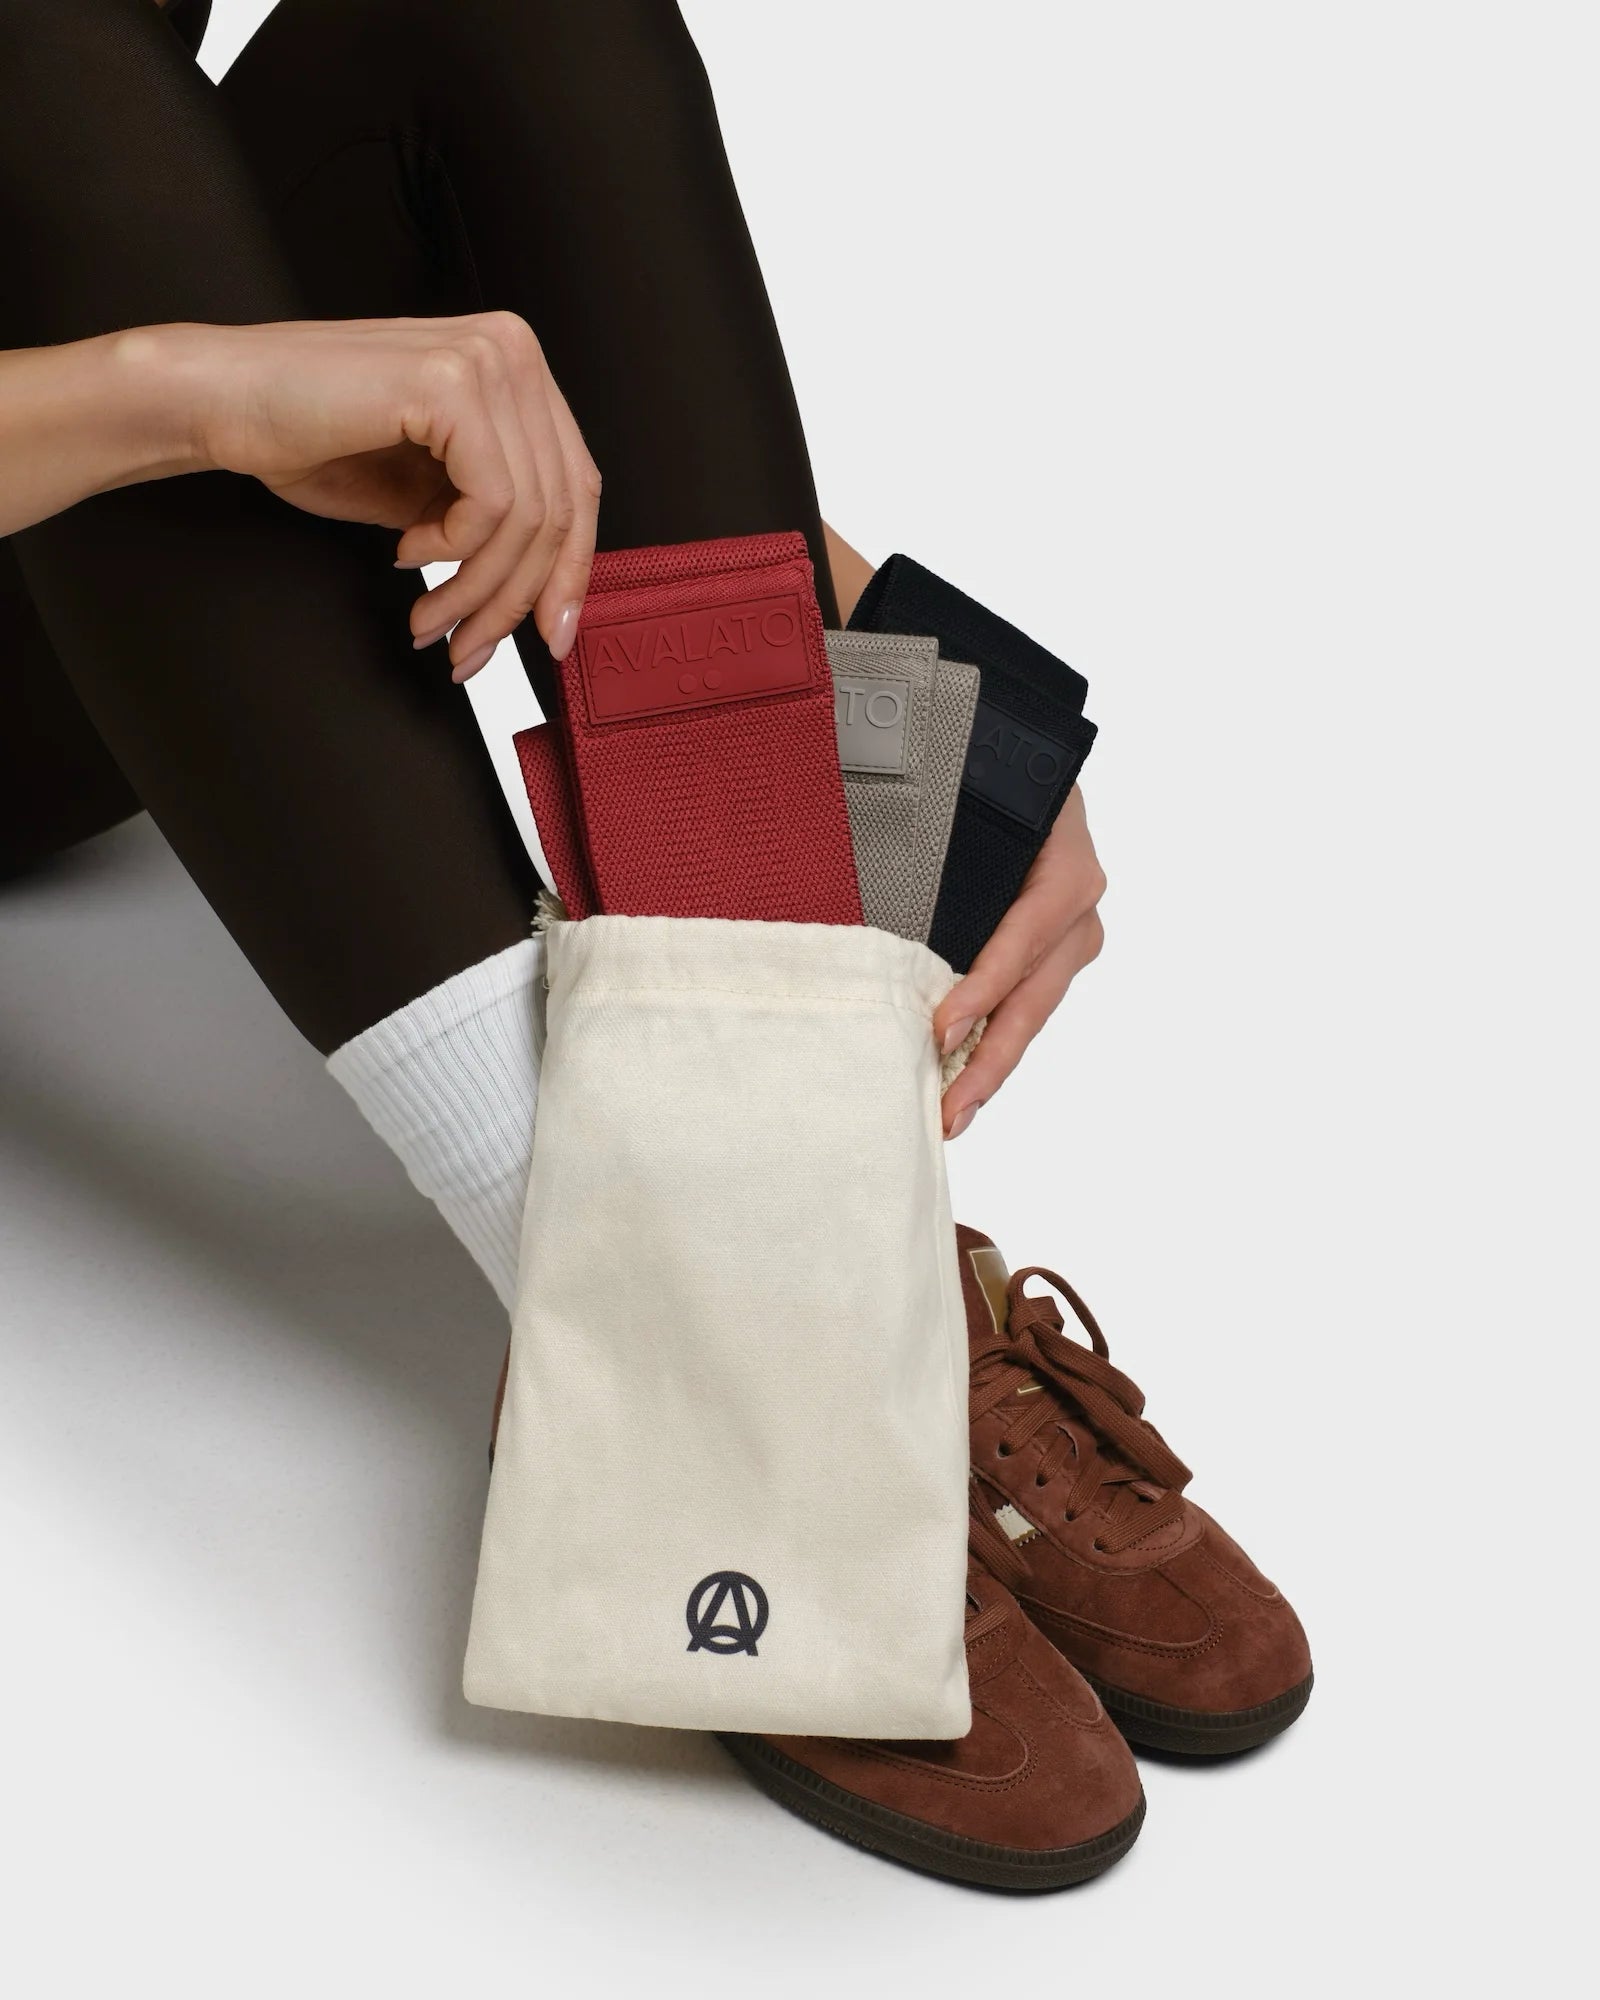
[407,332,551,661]
[392,488,469,569]
[392,346,515,575]
[932,792,1104,1053]
[529,376,601,662]
[942,909,1104,1136]
[443,340,579,673]
[267,441,445,533]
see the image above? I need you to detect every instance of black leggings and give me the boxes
[0,0,833,1051]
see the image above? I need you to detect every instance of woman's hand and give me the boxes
[175,314,600,675]
[933,786,1107,1137]
[0,316,599,677]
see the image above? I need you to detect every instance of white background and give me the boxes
[2,3,1593,1994]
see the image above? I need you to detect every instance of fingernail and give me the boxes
[548,601,581,662]
[947,1101,982,1140]
[451,642,495,682]
[940,1015,976,1057]
[394,559,422,572]
[413,630,442,652]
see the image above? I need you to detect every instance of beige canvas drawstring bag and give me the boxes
[464,914,972,1738]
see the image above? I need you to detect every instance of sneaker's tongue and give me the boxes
[955,1226,1011,1355]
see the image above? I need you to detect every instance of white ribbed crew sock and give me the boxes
[326,937,545,1310]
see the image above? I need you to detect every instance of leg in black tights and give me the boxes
[1,0,832,1051]
[219,0,839,662]
[0,541,141,875]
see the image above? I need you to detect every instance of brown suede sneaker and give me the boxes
[959,1225,1312,1756]
[720,1501,1144,1892]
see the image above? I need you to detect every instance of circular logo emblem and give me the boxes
[685,1571,769,1657]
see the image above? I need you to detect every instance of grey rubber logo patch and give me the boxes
[962,698,1069,829]
[834,675,911,774]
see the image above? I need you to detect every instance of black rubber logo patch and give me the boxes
[686,1572,769,1656]
[962,697,1070,829]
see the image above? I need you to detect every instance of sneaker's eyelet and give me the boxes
[1091,1539,1107,1554]
[995,1443,1012,1459]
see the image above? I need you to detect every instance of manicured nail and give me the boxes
[947,1101,982,1140]
[547,601,581,662]
[940,1015,977,1057]
[451,642,496,683]
[413,629,443,651]
[394,559,422,571]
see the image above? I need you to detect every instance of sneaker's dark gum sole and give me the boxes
[1087,1671,1314,1757]
[718,1734,1145,1892]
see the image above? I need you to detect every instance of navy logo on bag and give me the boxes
[686,1572,769,1656]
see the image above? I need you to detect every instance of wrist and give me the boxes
[822,522,876,626]
[102,323,227,481]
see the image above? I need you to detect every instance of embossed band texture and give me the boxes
[514,721,597,919]
[849,555,1096,971]
[556,533,863,925]
[826,631,979,946]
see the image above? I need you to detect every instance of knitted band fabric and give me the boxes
[514,722,597,919]
[849,555,1097,972]
[556,532,863,925]
[826,630,979,945]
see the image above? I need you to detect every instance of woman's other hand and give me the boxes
[933,786,1107,1137]
[160,313,600,677]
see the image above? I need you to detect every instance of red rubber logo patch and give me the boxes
[579,592,811,723]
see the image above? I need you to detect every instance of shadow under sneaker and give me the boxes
[958,1224,1313,1756]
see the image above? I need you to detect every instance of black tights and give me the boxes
[0,0,834,1051]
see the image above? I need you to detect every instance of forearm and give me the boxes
[0,329,208,538]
